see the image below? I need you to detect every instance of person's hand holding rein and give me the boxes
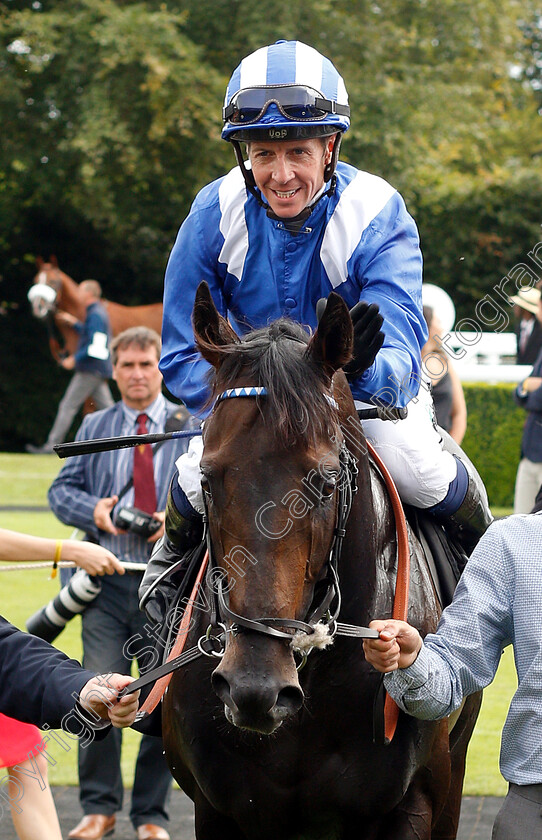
[78,674,140,728]
[362,619,422,673]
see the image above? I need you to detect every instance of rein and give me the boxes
[365,441,411,742]
[131,552,211,716]
[125,387,411,744]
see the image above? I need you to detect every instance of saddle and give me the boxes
[404,506,467,608]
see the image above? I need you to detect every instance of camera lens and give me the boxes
[26,569,102,642]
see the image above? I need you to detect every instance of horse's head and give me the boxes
[193,282,355,734]
[27,257,89,361]
[28,256,63,319]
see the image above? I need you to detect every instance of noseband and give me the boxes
[203,386,378,662]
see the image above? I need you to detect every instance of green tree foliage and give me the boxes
[1,0,230,288]
[1,0,540,289]
[416,170,542,320]
[517,11,542,105]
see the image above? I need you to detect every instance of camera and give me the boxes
[26,568,102,643]
[115,506,161,538]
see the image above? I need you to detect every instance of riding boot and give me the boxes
[447,463,494,555]
[139,481,203,625]
[431,428,493,561]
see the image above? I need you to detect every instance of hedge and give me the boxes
[462,382,525,509]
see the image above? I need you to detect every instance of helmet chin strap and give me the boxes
[230,135,341,233]
[264,177,337,233]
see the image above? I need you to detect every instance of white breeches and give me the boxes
[354,382,457,508]
[176,383,457,515]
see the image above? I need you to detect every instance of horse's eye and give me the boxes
[201,477,212,497]
[321,475,338,500]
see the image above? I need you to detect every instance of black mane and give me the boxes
[210,319,338,447]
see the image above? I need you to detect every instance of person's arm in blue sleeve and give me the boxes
[348,193,427,408]
[514,375,542,412]
[160,197,227,415]
[74,308,110,365]
[0,615,91,725]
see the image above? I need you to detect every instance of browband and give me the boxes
[215,386,338,411]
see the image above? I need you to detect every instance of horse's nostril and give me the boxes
[276,685,304,715]
[211,671,234,709]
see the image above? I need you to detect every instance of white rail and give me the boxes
[441,332,530,384]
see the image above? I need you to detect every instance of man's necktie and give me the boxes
[133,413,157,514]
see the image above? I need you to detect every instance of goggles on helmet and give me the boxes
[223,84,350,126]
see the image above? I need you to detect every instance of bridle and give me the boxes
[127,384,407,742]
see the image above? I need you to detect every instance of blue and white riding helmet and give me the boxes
[222,40,350,144]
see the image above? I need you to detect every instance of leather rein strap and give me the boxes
[135,553,210,715]
[366,440,411,743]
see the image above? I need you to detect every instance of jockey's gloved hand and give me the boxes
[315,297,384,379]
[343,300,384,380]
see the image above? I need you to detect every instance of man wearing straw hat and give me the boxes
[512,284,542,512]
[510,285,542,365]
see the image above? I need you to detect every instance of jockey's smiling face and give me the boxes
[113,344,163,410]
[247,136,334,219]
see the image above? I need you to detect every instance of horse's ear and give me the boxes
[306,293,353,378]
[49,255,58,267]
[193,281,239,369]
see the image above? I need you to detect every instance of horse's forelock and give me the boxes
[213,320,337,446]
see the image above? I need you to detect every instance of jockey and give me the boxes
[140,40,492,623]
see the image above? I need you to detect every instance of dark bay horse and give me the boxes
[28,256,163,362]
[162,282,481,840]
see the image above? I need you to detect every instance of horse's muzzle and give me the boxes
[211,645,304,734]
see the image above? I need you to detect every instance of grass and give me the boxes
[0,454,516,794]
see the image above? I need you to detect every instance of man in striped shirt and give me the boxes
[49,327,189,840]
[363,513,542,840]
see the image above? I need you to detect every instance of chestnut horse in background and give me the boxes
[28,256,163,363]
[161,283,481,840]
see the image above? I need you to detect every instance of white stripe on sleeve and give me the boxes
[218,168,250,282]
[320,171,396,289]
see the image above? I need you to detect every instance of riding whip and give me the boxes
[54,429,203,459]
